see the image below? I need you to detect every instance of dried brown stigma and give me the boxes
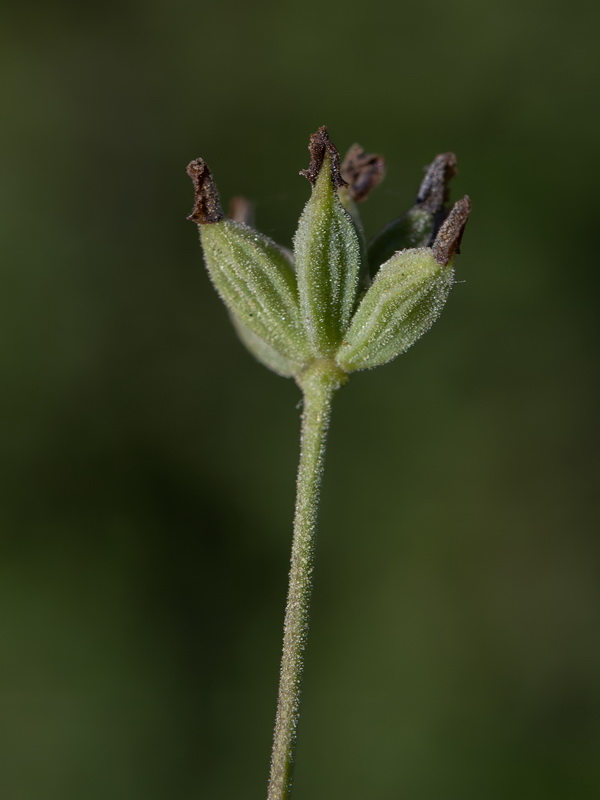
[300,126,347,189]
[432,195,471,266]
[340,144,386,202]
[186,158,224,224]
[417,153,457,215]
[228,195,254,227]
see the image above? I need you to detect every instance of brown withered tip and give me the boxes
[417,153,457,214]
[228,195,254,227]
[186,158,224,224]
[340,144,386,202]
[432,195,471,266]
[300,126,348,189]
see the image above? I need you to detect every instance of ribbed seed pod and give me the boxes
[367,153,457,275]
[229,314,304,378]
[186,137,470,381]
[335,248,454,372]
[294,127,361,357]
[200,220,310,364]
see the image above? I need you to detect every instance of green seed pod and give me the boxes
[187,159,310,367]
[201,220,310,363]
[230,314,304,378]
[367,153,457,275]
[339,143,386,289]
[335,247,454,372]
[337,195,470,372]
[367,208,434,271]
[294,127,362,357]
[186,135,470,382]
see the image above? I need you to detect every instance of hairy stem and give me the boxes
[267,362,346,800]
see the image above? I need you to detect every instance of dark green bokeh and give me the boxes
[2,0,600,797]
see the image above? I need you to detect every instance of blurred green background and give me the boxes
[2,0,600,797]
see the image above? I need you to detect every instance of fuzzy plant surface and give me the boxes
[187,126,470,800]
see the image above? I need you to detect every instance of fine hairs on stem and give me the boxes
[268,362,344,799]
[187,126,470,799]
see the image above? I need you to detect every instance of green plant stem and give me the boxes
[267,361,346,800]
